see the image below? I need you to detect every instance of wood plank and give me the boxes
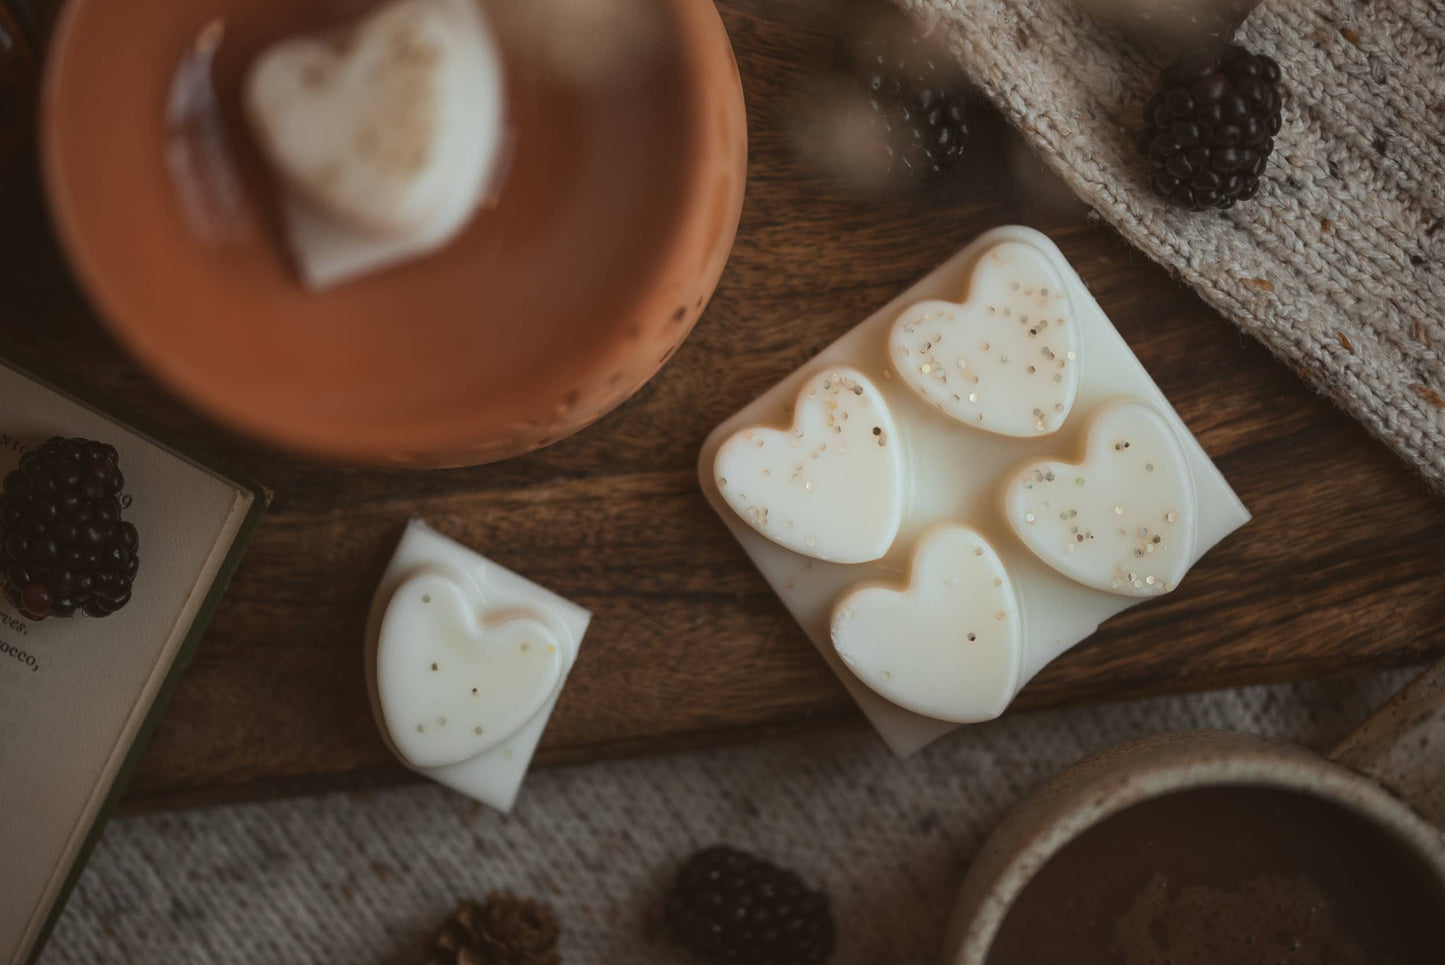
[1,0,1442,810]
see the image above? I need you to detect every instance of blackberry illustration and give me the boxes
[666,845,835,965]
[1142,45,1283,210]
[0,437,140,621]
[833,21,969,180]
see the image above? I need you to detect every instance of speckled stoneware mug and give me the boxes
[945,660,1445,964]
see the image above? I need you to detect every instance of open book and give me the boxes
[0,358,266,965]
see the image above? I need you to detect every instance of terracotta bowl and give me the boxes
[42,0,746,465]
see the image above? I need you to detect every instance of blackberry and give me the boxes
[834,20,968,180]
[1142,45,1282,210]
[666,845,835,965]
[0,437,140,621]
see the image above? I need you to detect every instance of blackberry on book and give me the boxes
[0,436,140,621]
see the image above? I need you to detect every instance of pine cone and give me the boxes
[423,894,561,965]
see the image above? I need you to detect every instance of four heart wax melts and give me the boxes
[365,520,589,812]
[244,0,505,288]
[699,226,1250,757]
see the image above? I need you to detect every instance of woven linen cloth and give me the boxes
[892,0,1445,493]
[39,667,1418,965]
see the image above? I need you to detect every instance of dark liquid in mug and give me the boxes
[987,787,1445,965]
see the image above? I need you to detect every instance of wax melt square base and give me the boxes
[364,519,590,811]
[698,226,1249,758]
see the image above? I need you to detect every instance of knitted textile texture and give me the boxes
[895,0,1445,493]
[38,669,1419,965]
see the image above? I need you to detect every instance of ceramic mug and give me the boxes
[945,660,1445,964]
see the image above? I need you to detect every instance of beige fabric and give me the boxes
[897,0,1445,492]
[38,668,1417,964]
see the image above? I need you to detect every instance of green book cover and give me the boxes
[0,357,268,965]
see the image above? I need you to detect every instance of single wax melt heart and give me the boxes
[1004,400,1197,596]
[891,241,1079,436]
[365,520,590,812]
[713,367,905,564]
[243,0,504,288]
[832,525,1023,723]
[245,0,501,238]
[377,569,564,768]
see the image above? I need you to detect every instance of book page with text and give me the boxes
[0,361,255,965]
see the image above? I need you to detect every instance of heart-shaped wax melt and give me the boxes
[244,0,500,237]
[1004,400,1197,597]
[890,241,1080,436]
[831,525,1022,722]
[714,367,904,564]
[377,570,564,768]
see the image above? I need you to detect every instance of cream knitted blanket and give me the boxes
[897,0,1445,493]
[40,669,1416,965]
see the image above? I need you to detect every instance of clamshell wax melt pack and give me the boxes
[698,227,1249,757]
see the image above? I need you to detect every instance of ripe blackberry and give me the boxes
[1142,45,1282,210]
[834,23,968,180]
[666,846,835,965]
[0,437,140,621]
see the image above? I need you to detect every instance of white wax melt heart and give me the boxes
[714,368,904,564]
[831,525,1022,722]
[377,570,563,768]
[890,241,1080,436]
[245,0,496,237]
[1004,400,1197,597]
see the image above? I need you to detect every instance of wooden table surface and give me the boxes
[3,0,1444,812]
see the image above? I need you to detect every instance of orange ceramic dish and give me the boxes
[43,0,746,465]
